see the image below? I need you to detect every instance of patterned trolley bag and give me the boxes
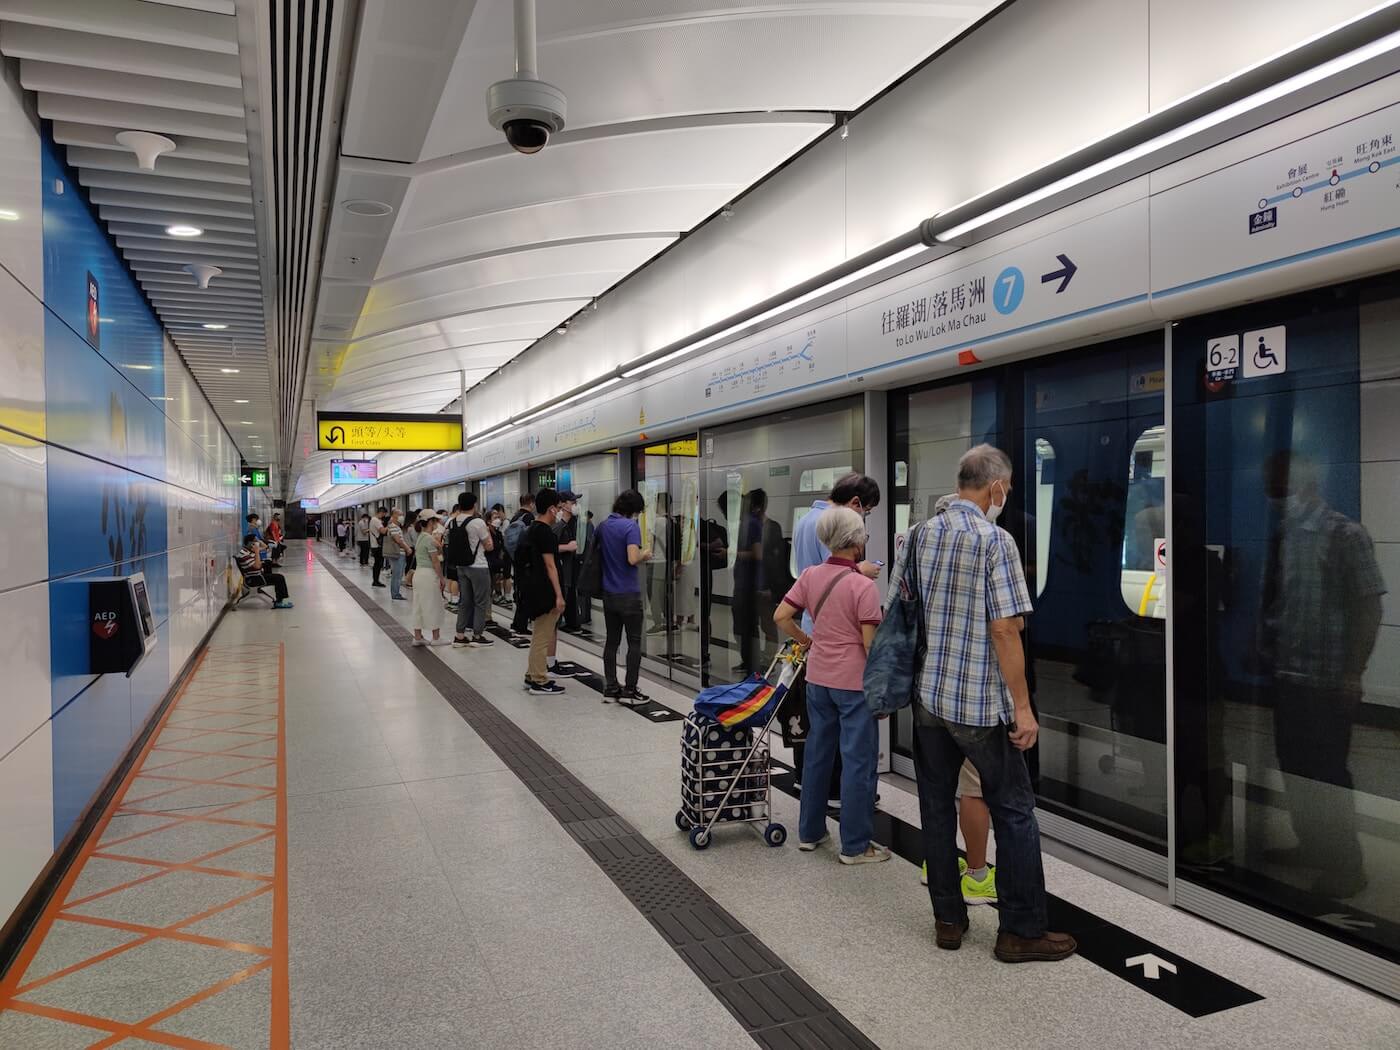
[674,642,805,850]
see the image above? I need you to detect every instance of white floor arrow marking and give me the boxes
[1125,954,1179,980]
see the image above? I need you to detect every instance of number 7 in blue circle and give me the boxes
[993,266,1024,315]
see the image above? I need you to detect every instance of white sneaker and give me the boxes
[797,834,828,852]
[838,844,891,866]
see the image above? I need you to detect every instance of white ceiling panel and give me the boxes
[363,237,674,329]
[399,118,819,235]
[421,1,995,159]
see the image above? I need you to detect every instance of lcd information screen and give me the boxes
[331,459,379,485]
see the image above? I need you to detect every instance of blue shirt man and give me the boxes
[598,512,643,595]
[791,473,881,631]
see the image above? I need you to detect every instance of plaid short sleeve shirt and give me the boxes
[907,499,1033,727]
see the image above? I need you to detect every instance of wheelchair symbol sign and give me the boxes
[1242,326,1286,378]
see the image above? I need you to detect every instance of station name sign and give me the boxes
[317,412,463,452]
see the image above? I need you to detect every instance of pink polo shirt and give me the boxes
[781,558,882,691]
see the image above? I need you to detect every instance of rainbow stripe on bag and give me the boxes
[714,683,776,726]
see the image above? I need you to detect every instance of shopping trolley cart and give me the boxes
[675,641,805,850]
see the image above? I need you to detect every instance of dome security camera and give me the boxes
[487,77,566,155]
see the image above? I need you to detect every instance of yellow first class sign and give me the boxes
[317,412,463,452]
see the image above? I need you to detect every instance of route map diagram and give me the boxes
[705,331,816,399]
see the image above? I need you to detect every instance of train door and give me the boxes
[887,334,1168,867]
[632,437,702,681]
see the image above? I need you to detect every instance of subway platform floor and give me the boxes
[2,542,1397,1049]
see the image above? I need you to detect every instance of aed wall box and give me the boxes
[90,573,158,676]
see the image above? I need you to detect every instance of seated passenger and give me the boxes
[238,533,293,609]
[774,506,889,865]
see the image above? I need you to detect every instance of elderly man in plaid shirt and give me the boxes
[900,444,1075,963]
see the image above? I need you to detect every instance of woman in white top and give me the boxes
[410,510,446,645]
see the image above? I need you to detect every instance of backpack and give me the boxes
[445,515,478,568]
[504,515,529,556]
[577,520,604,599]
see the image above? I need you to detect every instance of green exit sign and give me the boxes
[240,466,270,487]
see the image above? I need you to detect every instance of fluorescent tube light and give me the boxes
[620,243,927,379]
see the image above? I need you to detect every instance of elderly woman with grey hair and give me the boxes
[774,506,889,864]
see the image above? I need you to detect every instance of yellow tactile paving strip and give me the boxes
[0,644,288,1049]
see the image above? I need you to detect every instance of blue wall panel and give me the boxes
[40,142,165,399]
[42,139,175,847]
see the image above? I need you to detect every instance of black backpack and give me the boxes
[577,521,604,599]
[445,515,478,568]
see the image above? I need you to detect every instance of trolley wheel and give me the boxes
[1098,755,1116,774]
[675,810,690,832]
[688,827,712,850]
[764,823,787,848]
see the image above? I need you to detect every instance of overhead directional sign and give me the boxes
[846,200,1148,376]
[241,466,269,487]
[317,412,463,452]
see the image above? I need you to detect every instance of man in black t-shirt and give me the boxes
[554,490,582,631]
[508,494,536,635]
[521,489,566,694]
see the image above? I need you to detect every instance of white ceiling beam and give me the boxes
[36,93,247,141]
[19,59,245,116]
[117,236,257,259]
[123,249,258,271]
[114,226,257,248]
[0,0,237,53]
[103,206,254,233]
[54,121,249,164]
[77,168,250,202]
[86,187,252,218]
[66,146,250,185]
[0,22,240,85]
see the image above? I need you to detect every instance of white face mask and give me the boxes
[985,480,1008,524]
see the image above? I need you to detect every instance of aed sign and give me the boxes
[93,609,119,639]
[317,412,463,452]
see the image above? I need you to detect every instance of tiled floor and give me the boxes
[0,644,287,1049]
[4,542,1399,1049]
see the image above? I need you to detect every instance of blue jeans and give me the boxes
[912,713,1047,938]
[798,684,879,856]
[388,555,405,598]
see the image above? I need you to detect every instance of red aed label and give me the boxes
[93,611,119,639]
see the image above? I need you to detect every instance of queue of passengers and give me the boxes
[348,446,1073,964]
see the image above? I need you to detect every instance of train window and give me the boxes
[1121,424,1166,617]
[1032,438,1054,596]
[797,465,851,494]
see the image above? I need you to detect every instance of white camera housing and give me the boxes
[487,77,567,155]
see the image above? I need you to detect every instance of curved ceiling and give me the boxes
[294,0,999,499]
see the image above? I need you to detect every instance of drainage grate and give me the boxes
[319,553,878,1050]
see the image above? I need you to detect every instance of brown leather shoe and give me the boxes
[934,919,969,951]
[994,930,1077,963]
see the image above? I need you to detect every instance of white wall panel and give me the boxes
[0,261,44,443]
[1147,0,1382,111]
[0,433,46,592]
[0,581,52,759]
[0,61,42,300]
[0,722,53,922]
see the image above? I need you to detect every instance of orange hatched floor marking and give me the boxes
[0,645,290,1050]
